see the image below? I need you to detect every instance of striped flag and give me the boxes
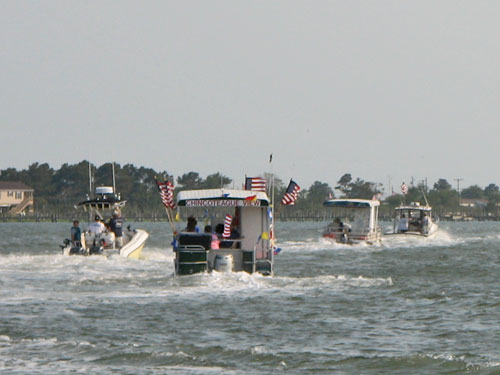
[401,182,408,195]
[155,178,176,209]
[245,177,267,192]
[223,214,232,238]
[281,180,301,205]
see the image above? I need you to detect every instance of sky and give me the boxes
[1,1,499,194]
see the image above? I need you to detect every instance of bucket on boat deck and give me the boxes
[214,254,233,272]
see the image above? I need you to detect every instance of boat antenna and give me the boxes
[112,162,116,193]
[269,153,275,243]
[88,161,92,195]
[421,186,429,206]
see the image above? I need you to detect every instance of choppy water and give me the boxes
[1,221,500,374]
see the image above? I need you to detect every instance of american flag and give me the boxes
[155,179,176,209]
[245,177,267,192]
[401,182,408,195]
[223,214,232,238]
[281,180,301,205]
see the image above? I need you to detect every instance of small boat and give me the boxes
[172,188,275,276]
[322,199,382,245]
[60,164,149,258]
[386,202,438,238]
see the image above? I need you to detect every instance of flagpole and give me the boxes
[270,153,275,243]
[154,176,176,235]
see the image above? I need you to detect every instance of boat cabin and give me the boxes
[392,202,436,236]
[78,186,126,211]
[174,189,274,276]
[322,199,381,244]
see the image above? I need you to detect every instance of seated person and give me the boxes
[215,223,241,249]
[204,225,219,249]
[183,216,200,233]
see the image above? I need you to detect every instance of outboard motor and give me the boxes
[213,254,233,272]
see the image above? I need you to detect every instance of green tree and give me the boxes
[461,185,485,199]
[336,173,352,197]
[177,172,203,189]
[484,183,500,215]
[202,173,232,189]
[307,181,334,208]
[433,179,452,191]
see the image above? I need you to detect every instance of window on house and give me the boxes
[7,191,13,197]
[16,192,22,199]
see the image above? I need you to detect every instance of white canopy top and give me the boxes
[323,199,380,208]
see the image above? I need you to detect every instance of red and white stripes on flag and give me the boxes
[245,177,267,192]
[281,180,301,205]
[156,179,176,209]
[223,214,232,238]
[401,182,408,195]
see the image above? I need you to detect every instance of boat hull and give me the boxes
[119,229,149,258]
[385,223,438,238]
[322,230,382,245]
[61,229,149,258]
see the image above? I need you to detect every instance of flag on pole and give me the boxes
[223,214,232,238]
[155,178,176,209]
[245,177,267,192]
[281,180,301,205]
[401,182,408,195]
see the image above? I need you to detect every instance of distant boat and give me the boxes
[60,163,148,258]
[386,202,438,238]
[322,199,382,245]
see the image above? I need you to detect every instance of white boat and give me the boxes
[60,184,149,258]
[172,189,275,276]
[386,202,438,238]
[322,199,382,245]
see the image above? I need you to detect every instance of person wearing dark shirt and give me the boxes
[70,220,81,246]
[108,210,124,248]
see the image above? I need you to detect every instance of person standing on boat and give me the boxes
[88,214,106,234]
[421,213,430,234]
[70,220,82,246]
[108,209,124,248]
[398,214,409,233]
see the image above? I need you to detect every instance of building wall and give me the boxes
[0,190,34,205]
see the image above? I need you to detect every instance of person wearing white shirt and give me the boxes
[88,215,106,234]
[398,214,409,233]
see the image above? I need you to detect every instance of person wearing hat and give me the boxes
[88,214,106,234]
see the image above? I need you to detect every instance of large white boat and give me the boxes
[387,202,438,238]
[172,189,275,276]
[60,174,149,258]
[322,199,382,245]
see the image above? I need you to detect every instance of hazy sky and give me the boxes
[1,1,499,193]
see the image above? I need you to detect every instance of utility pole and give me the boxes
[455,178,463,206]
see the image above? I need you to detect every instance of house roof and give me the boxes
[0,181,33,191]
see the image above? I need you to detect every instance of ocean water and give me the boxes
[0,220,499,374]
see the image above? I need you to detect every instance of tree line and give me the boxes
[1,162,499,219]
